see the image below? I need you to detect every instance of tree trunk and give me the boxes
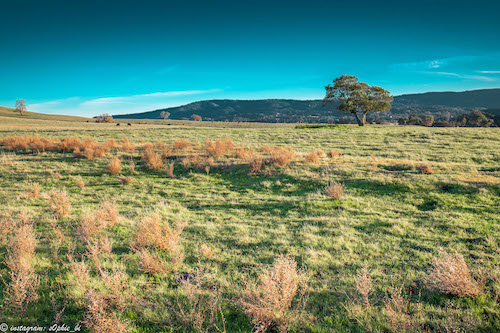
[352,112,364,126]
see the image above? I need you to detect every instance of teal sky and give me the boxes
[1,0,499,116]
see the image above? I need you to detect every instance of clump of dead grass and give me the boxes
[142,143,164,171]
[106,157,122,175]
[133,211,185,252]
[133,210,186,271]
[241,255,308,333]
[427,249,481,298]
[344,266,375,332]
[174,139,191,150]
[95,199,120,228]
[5,224,39,313]
[205,138,235,157]
[327,149,342,158]
[305,149,323,164]
[120,136,135,153]
[416,163,433,174]
[270,146,295,167]
[248,154,265,173]
[117,175,137,185]
[48,188,72,218]
[323,182,344,200]
[25,182,41,198]
[134,248,167,274]
[84,290,129,333]
[171,266,226,333]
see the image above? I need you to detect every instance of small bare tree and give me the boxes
[160,111,170,120]
[16,99,27,115]
[191,114,202,121]
[96,113,113,123]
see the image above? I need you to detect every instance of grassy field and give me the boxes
[0,116,499,332]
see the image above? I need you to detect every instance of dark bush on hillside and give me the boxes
[457,109,495,127]
[398,114,422,126]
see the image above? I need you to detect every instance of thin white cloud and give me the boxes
[476,70,500,74]
[430,71,495,82]
[29,89,223,117]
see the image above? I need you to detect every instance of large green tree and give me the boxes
[323,75,393,126]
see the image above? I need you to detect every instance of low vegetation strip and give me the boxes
[0,124,498,332]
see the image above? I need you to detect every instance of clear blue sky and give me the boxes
[1,0,499,116]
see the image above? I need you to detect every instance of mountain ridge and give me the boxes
[112,88,500,123]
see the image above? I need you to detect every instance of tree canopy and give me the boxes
[15,99,27,115]
[323,75,393,126]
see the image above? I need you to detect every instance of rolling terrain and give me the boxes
[0,115,499,332]
[113,88,500,123]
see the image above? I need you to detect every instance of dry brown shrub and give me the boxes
[48,188,72,218]
[259,144,273,154]
[174,139,191,150]
[248,154,265,173]
[120,136,135,153]
[93,144,110,158]
[106,157,121,175]
[155,141,171,158]
[0,136,29,151]
[58,137,83,153]
[165,162,175,178]
[327,150,342,158]
[135,248,167,274]
[117,175,137,185]
[133,211,185,252]
[77,211,103,243]
[270,146,295,167]
[105,139,116,150]
[29,136,56,153]
[416,163,433,174]
[99,264,130,309]
[171,267,226,333]
[96,199,119,227]
[206,138,235,157]
[142,143,163,171]
[241,255,308,333]
[68,255,91,293]
[84,290,129,333]
[5,224,39,313]
[305,150,322,164]
[83,148,94,160]
[26,182,41,198]
[86,239,104,269]
[234,146,253,159]
[384,286,417,333]
[428,249,480,297]
[323,182,344,200]
[344,266,375,332]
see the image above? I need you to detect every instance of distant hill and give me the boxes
[112,88,500,123]
[394,88,500,108]
[0,106,89,122]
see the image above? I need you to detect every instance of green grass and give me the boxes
[0,118,499,332]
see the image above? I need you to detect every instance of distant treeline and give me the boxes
[398,110,499,127]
